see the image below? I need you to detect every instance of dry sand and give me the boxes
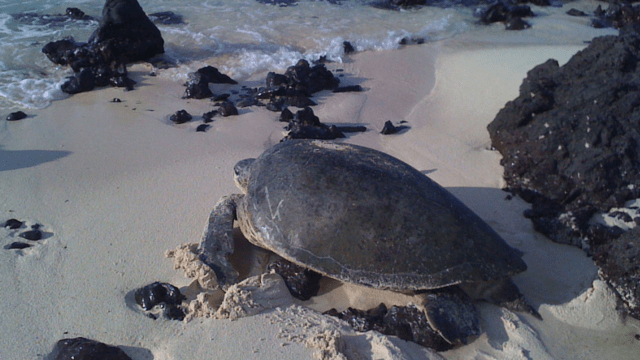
[2,5,640,359]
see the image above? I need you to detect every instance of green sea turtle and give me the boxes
[199,139,539,345]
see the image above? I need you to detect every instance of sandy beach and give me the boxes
[2,3,640,359]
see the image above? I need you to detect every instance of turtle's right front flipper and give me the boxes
[199,194,243,290]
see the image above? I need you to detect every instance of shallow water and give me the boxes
[0,0,476,110]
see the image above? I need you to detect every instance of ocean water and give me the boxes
[0,0,475,110]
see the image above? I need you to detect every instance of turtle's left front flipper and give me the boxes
[199,194,243,290]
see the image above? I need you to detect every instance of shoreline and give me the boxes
[1,17,638,360]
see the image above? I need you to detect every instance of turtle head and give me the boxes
[233,158,255,193]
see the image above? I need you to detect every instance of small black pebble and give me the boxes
[170,110,192,124]
[53,337,133,360]
[196,124,209,132]
[111,98,122,103]
[203,110,217,123]
[4,218,23,229]
[635,334,640,340]
[134,282,184,311]
[6,111,27,121]
[380,120,398,135]
[6,242,32,250]
[19,229,43,241]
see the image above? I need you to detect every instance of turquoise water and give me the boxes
[0,0,475,110]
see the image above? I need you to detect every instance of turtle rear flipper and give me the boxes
[199,194,242,289]
[422,288,481,345]
[461,278,542,320]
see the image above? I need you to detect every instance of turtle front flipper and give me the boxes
[422,288,481,345]
[199,194,243,289]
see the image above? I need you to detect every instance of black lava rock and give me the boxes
[381,120,398,134]
[134,282,185,320]
[343,41,356,54]
[19,229,43,241]
[184,73,213,99]
[5,242,31,250]
[88,0,164,62]
[170,110,192,124]
[333,85,363,93]
[203,110,217,123]
[325,303,453,351]
[61,68,96,94]
[593,227,640,318]
[488,31,640,244]
[218,101,238,117]
[282,107,346,141]
[52,337,133,360]
[6,111,27,121]
[505,17,531,30]
[477,1,534,27]
[42,0,164,95]
[267,259,322,300]
[487,30,640,318]
[566,8,588,17]
[4,219,24,229]
[278,108,294,123]
[196,124,210,132]
[196,66,237,85]
[148,11,184,25]
[593,3,640,30]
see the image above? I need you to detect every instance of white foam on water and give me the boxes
[0,0,474,109]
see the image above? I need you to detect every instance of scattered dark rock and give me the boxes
[371,0,427,10]
[381,120,410,134]
[148,11,184,25]
[203,110,217,123]
[11,8,95,25]
[66,7,92,20]
[255,59,339,110]
[325,303,453,351]
[218,101,238,117]
[134,282,185,320]
[505,17,531,30]
[282,107,346,141]
[477,1,534,29]
[343,41,356,54]
[88,0,164,62]
[184,73,213,99]
[6,111,27,121]
[111,98,122,103]
[236,97,263,108]
[337,125,367,133]
[279,108,294,123]
[399,37,425,45]
[593,227,640,318]
[196,66,238,85]
[5,242,32,250]
[267,259,322,300]
[213,94,231,102]
[183,66,235,99]
[196,124,210,132]
[256,0,299,6]
[52,337,133,360]
[170,110,192,124]
[333,85,363,93]
[61,68,96,94]
[593,3,640,30]
[42,0,164,95]
[4,219,24,229]
[566,8,588,17]
[487,30,640,317]
[19,229,43,241]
